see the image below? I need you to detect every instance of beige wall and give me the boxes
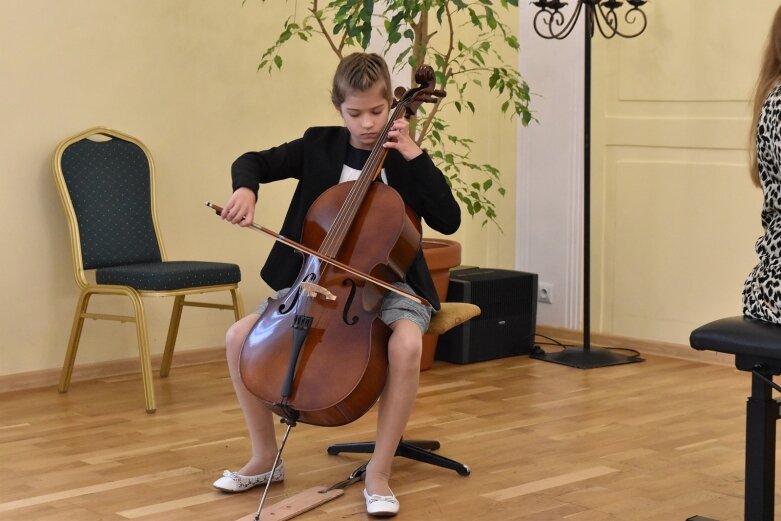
[0,1,517,376]
[590,1,771,345]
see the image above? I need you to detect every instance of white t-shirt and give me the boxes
[338,143,388,184]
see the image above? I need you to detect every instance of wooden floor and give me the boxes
[0,348,771,520]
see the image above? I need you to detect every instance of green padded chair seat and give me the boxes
[96,261,240,291]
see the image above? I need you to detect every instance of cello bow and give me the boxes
[205,202,430,307]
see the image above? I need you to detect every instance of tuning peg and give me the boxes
[433,89,447,98]
[394,86,407,100]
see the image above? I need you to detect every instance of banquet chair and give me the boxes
[52,126,244,413]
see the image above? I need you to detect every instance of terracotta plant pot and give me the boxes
[420,238,461,371]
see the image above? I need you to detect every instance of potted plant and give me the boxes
[250,0,533,367]
[253,0,533,227]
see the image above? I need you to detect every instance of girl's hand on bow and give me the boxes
[221,187,256,226]
[383,118,422,161]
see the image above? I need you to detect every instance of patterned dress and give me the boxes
[743,83,781,323]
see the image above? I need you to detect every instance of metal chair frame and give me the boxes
[53,127,244,413]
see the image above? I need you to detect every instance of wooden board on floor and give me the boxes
[235,488,344,521]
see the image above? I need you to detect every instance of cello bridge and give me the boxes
[299,282,337,301]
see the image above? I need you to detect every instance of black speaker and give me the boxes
[435,267,538,364]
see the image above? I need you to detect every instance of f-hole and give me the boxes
[279,273,317,314]
[342,279,359,325]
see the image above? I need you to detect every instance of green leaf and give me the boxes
[468,8,481,28]
[505,35,519,50]
[520,82,530,100]
[498,187,506,196]
[274,55,283,69]
[335,3,352,20]
[395,47,412,68]
[467,101,475,113]
[485,6,497,29]
[501,100,509,113]
[454,101,462,112]
[488,71,499,89]
[483,179,493,190]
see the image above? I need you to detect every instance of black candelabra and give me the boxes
[529,0,648,369]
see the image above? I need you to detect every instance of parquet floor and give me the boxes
[0,349,771,520]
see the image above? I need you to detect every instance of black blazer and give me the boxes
[231,126,461,310]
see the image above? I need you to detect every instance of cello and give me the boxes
[230,64,444,426]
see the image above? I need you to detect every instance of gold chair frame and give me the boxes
[52,127,245,413]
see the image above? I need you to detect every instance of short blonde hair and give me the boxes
[331,53,392,108]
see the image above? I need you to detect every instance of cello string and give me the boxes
[318,99,408,259]
[319,100,404,258]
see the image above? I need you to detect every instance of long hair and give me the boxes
[750,5,781,186]
[331,53,392,108]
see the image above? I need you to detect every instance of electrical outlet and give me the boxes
[538,283,553,304]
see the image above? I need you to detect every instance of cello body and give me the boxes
[239,181,422,426]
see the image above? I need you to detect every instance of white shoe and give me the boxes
[213,462,285,493]
[364,488,400,517]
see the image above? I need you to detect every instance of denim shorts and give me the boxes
[254,282,432,333]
